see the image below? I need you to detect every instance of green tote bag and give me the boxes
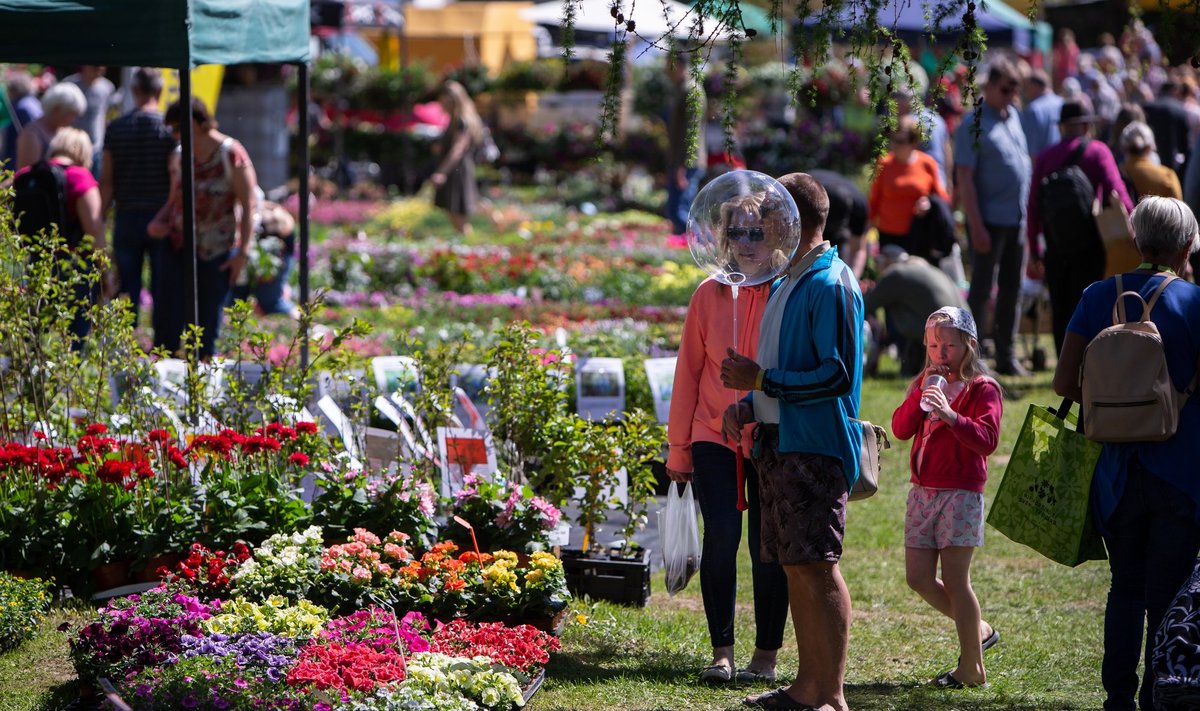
[987,398,1107,567]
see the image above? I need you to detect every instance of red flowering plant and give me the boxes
[160,541,254,599]
[0,436,77,575]
[188,421,324,548]
[429,619,560,675]
[58,424,202,580]
[287,641,409,692]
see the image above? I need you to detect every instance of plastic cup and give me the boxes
[920,374,948,412]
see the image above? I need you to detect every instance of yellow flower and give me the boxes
[575,613,588,625]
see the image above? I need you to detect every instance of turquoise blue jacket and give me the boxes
[759,247,864,491]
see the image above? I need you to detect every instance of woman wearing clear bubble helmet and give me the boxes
[667,191,791,685]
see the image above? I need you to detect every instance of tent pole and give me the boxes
[180,65,200,420]
[298,61,311,371]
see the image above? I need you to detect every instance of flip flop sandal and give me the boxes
[699,663,733,684]
[982,627,1000,652]
[735,667,778,683]
[932,670,988,689]
[741,686,817,710]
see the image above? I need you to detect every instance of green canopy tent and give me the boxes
[0,0,317,367]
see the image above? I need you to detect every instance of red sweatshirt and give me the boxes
[890,376,1002,493]
[666,278,769,472]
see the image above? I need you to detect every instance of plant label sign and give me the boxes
[575,357,625,421]
[642,357,677,424]
[372,356,419,398]
[547,521,571,547]
[317,395,360,460]
[451,363,493,423]
[436,426,497,499]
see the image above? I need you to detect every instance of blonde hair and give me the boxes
[48,127,94,169]
[909,314,986,392]
[440,80,484,148]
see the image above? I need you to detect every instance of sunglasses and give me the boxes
[726,226,766,242]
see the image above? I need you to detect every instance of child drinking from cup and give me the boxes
[890,306,1002,688]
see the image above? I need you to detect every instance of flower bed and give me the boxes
[202,528,571,624]
[67,584,561,711]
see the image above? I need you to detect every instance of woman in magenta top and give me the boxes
[666,195,789,685]
[13,127,111,343]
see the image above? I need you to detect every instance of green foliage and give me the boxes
[482,323,571,478]
[537,409,665,553]
[494,59,562,93]
[0,573,52,652]
[361,63,438,110]
[443,64,493,97]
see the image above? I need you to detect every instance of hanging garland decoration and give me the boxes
[567,0,1195,165]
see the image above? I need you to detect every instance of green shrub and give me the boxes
[0,573,52,651]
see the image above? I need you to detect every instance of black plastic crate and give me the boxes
[560,548,651,607]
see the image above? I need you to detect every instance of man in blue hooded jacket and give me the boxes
[721,172,864,711]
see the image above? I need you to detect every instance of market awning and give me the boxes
[0,0,309,68]
[0,0,316,368]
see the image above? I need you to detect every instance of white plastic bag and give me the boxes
[660,481,701,595]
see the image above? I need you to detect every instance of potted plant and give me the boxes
[444,473,563,553]
[310,465,438,549]
[540,409,665,606]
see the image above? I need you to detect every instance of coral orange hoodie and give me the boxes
[666,277,770,472]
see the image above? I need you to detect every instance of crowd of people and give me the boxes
[664,28,1200,711]
[2,65,300,356]
[670,168,1200,711]
[793,34,1200,380]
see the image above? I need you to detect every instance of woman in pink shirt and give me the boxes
[666,197,789,685]
[13,127,112,344]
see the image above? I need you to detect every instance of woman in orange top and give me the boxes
[869,115,950,254]
[666,195,789,686]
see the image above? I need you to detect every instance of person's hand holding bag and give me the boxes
[660,481,701,595]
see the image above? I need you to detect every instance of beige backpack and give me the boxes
[1080,274,1196,442]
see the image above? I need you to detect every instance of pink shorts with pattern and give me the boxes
[904,486,985,549]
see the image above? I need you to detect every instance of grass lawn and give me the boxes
[0,360,1113,711]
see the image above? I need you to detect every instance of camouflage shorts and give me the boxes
[753,426,848,565]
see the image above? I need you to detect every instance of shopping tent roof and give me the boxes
[0,0,310,67]
[801,0,1051,54]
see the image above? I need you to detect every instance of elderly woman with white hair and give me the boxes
[15,81,86,170]
[1121,120,1183,201]
[1054,196,1200,711]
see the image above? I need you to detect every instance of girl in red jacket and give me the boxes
[891,306,1002,689]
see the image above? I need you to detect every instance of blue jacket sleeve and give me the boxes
[760,272,860,405]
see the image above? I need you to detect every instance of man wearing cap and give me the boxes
[1027,99,1132,352]
[953,60,1032,376]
